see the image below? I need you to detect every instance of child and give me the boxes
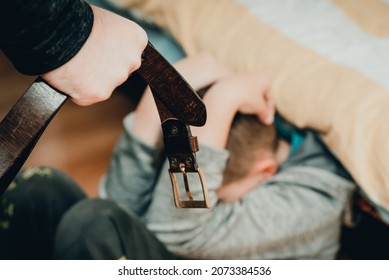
[99,52,355,259]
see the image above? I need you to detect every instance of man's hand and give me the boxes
[41,5,147,106]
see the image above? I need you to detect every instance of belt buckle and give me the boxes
[169,164,210,208]
[163,119,210,208]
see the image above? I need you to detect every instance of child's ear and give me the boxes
[251,158,277,180]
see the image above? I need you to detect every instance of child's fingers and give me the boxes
[260,89,275,125]
[257,103,273,125]
[258,111,273,125]
[265,98,275,124]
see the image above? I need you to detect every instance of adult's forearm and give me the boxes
[0,0,93,75]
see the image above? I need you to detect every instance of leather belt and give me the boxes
[0,42,210,208]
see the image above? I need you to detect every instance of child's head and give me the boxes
[222,114,280,185]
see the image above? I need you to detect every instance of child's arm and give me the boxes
[191,74,275,202]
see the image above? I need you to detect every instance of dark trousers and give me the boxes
[0,167,176,260]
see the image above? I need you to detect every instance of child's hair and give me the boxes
[222,114,278,185]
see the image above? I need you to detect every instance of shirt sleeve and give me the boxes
[100,112,164,217]
[0,0,93,75]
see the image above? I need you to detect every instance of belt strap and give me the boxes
[0,79,67,195]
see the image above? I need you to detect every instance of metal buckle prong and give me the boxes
[180,163,194,200]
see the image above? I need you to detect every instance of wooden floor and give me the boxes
[0,52,136,196]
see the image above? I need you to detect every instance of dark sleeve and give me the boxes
[0,0,93,75]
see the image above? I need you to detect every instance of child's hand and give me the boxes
[192,73,275,149]
[220,74,275,125]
